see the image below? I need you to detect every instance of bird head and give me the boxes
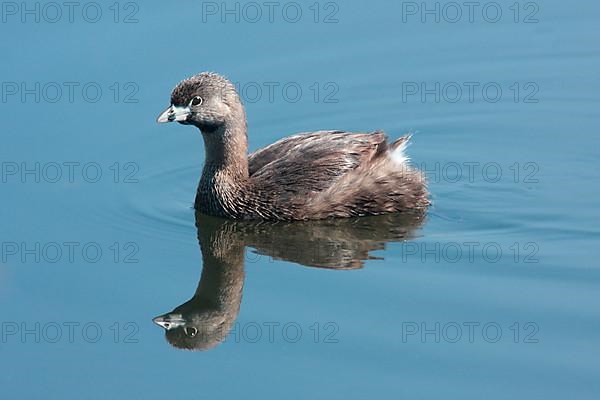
[157,72,242,133]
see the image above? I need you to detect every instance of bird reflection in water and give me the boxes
[153,212,425,350]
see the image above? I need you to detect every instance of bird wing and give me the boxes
[247,130,389,195]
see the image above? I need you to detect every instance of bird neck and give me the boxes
[194,216,245,308]
[200,117,249,182]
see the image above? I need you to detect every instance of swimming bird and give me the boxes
[157,72,429,220]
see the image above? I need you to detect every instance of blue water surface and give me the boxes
[1,0,599,398]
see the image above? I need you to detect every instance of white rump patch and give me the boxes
[390,139,410,166]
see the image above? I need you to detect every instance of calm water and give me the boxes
[1,0,599,398]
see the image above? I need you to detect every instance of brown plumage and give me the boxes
[157,72,430,220]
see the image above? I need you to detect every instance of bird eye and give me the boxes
[185,327,198,337]
[190,96,203,106]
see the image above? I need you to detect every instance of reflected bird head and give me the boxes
[153,302,234,351]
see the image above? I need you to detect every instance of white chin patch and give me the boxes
[172,106,191,122]
[390,140,409,165]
